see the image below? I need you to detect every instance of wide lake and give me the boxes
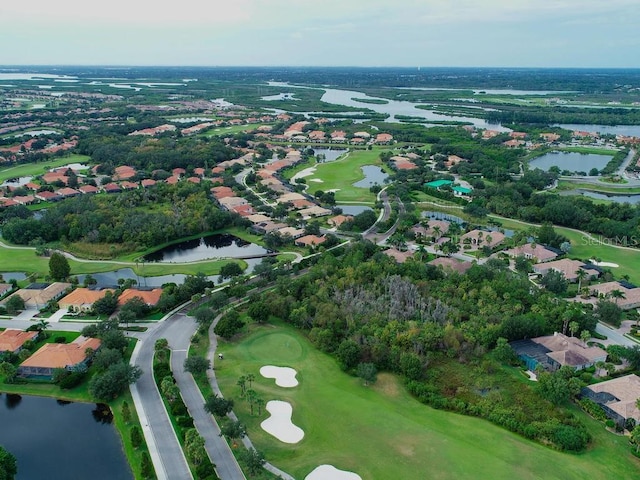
[554,123,640,137]
[528,151,613,173]
[143,233,269,263]
[0,394,132,480]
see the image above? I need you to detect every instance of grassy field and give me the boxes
[202,124,264,137]
[309,148,391,203]
[557,180,640,194]
[215,324,640,480]
[0,154,91,183]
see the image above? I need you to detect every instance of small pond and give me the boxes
[421,211,465,224]
[312,148,347,162]
[143,233,268,263]
[0,394,132,480]
[0,272,27,282]
[353,166,388,188]
[338,205,374,216]
[528,151,613,173]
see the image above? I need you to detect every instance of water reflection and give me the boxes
[5,394,22,410]
[353,166,389,188]
[143,233,268,263]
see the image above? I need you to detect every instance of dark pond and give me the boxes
[421,210,465,224]
[143,233,268,263]
[0,394,132,480]
[75,257,264,289]
[353,166,389,188]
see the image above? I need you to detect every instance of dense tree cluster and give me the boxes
[245,241,598,451]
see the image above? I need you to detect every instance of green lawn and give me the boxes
[0,154,91,183]
[215,324,640,480]
[557,181,640,194]
[202,124,264,137]
[309,148,392,203]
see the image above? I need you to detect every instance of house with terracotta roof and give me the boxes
[295,235,327,247]
[58,288,116,313]
[102,182,122,194]
[18,336,101,379]
[113,165,136,180]
[328,215,353,228]
[375,133,393,144]
[211,186,235,200]
[56,187,81,198]
[79,184,99,194]
[0,329,38,356]
[118,288,163,307]
[35,190,61,202]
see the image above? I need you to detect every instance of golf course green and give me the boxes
[215,324,640,480]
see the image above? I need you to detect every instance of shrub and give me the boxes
[176,415,194,428]
[55,336,67,344]
[171,401,188,417]
[59,371,86,389]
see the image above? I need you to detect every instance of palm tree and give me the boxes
[595,361,605,377]
[432,225,442,240]
[575,269,587,293]
[609,289,626,305]
[569,321,580,338]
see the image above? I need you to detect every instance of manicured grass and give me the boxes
[0,154,91,183]
[309,148,392,203]
[202,124,264,137]
[216,323,640,480]
[559,146,618,156]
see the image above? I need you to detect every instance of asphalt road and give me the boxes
[596,322,637,347]
[169,313,246,480]
[130,315,193,480]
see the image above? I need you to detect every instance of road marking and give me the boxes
[172,349,188,352]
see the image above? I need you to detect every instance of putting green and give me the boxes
[216,324,640,480]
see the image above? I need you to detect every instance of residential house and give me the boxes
[0,329,38,356]
[451,185,473,197]
[298,205,332,219]
[276,226,305,239]
[18,336,101,379]
[383,248,414,263]
[328,215,353,228]
[78,185,99,194]
[581,374,640,427]
[375,133,393,144]
[58,288,116,313]
[1,282,71,310]
[503,243,559,263]
[118,288,163,307]
[0,283,12,298]
[428,256,473,274]
[460,230,505,250]
[532,258,599,282]
[425,179,453,190]
[35,190,61,202]
[511,332,607,372]
[295,235,326,247]
[588,281,640,310]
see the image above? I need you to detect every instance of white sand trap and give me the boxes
[291,167,317,183]
[260,365,299,387]
[261,400,304,444]
[309,178,323,183]
[589,259,619,268]
[305,465,362,480]
[326,189,340,193]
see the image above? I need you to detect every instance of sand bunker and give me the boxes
[305,465,362,480]
[260,366,299,387]
[309,178,323,183]
[589,259,619,268]
[291,167,317,183]
[260,400,304,444]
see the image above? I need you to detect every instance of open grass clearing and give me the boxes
[557,180,640,194]
[216,323,640,480]
[309,148,391,203]
[0,154,91,183]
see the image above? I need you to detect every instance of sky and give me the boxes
[1,0,639,68]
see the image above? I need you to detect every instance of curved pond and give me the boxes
[143,233,268,263]
[353,166,388,188]
[529,151,613,173]
[0,394,132,480]
[312,148,347,162]
[0,272,27,282]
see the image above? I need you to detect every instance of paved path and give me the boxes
[169,312,246,480]
[130,315,193,480]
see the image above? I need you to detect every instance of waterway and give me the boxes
[338,205,373,216]
[312,148,347,162]
[567,189,640,205]
[266,82,509,131]
[529,151,613,173]
[0,394,132,480]
[142,233,268,263]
